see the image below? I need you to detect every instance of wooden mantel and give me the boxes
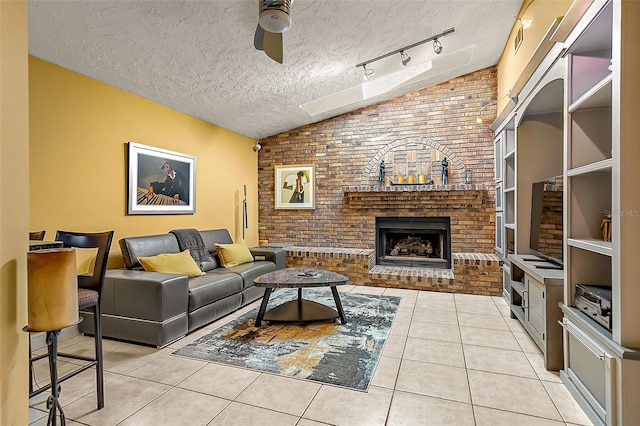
[342,183,490,210]
[343,183,489,193]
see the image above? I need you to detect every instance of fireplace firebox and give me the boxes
[376,217,451,269]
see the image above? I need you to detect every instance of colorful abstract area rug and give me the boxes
[172,288,400,391]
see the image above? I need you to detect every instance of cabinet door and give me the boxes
[496,213,504,255]
[494,135,503,182]
[526,276,545,342]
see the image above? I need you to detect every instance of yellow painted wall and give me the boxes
[29,57,259,265]
[0,1,30,424]
[497,0,572,113]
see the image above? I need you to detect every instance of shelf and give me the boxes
[567,158,612,177]
[504,149,516,160]
[568,74,612,113]
[511,279,525,295]
[504,223,516,230]
[342,183,487,194]
[567,238,613,256]
[504,187,515,193]
[511,304,525,323]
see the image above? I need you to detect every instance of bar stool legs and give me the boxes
[45,330,65,426]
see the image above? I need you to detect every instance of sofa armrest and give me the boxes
[249,247,286,270]
[102,270,189,322]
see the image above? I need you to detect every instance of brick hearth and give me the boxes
[286,247,502,296]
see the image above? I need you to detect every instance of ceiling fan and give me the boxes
[253,0,293,64]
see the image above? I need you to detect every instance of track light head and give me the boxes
[433,38,443,55]
[252,142,262,152]
[400,51,411,67]
[362,64,375,80]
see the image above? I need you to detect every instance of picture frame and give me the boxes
[274,164,315,209]
[127,142,196,214]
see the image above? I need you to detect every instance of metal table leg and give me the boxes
[330,286,347,324]
[255,288,273,326]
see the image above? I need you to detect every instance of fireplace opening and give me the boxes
[376,217,451,269]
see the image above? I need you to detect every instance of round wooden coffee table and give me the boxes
[253,267,348,326]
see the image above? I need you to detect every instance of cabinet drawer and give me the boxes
[563,318,616,424]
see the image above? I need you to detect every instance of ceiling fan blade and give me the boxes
[263,31,283,64]
[254,24,265,51]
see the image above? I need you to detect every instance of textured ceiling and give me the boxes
[28,0,523,140]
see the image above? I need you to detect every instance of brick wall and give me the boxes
[257,67,497,252]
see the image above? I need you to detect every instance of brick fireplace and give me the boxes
[256,67,502,295]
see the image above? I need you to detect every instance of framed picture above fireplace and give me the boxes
[274,164,315,209]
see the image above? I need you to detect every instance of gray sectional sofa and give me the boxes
[78,229,285,347]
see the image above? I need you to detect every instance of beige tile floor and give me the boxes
[29,286,594,426]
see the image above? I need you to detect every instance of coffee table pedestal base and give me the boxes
[262,299,340,324]
[255,286,347,326]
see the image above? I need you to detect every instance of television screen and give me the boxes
[529,176,563,266]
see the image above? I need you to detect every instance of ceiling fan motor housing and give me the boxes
[259,0,292,33]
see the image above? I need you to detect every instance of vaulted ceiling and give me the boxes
[28,0,523,140]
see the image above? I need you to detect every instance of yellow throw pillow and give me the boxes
[75,247,99,276]
[138,250,205,278]
[214,240,254,268]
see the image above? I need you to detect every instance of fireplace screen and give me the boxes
[376,217,451,269]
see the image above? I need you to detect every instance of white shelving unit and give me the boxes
[560,1,640,425]
[494,121,515,301]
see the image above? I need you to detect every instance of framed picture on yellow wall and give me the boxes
[274,164,315,209]
[127,142,196,214]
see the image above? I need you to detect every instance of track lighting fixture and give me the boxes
[362,64,375,80]
[252,142,262,152]
[432,38,443,55]
[400,50,411,67]
[355,27,454,76]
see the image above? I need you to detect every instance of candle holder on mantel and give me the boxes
[418,162,433,185]
[395,164,406,184]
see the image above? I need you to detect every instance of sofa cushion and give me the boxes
[120,234,180,269]
[199,229,233,266]
[188,271,243,311]
[138,250,206,278]
[224,260,277,289]
[215,240,254,268]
